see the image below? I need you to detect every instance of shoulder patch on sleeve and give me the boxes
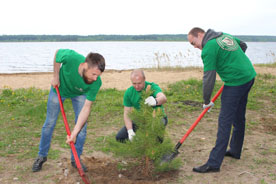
[216,35,239,51]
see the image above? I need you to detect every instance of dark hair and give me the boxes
[85,52,105,72]
[188,27,205,37]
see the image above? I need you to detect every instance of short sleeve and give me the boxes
[123,89,132,107]
[150,82,162,97]
[55,49,72,63]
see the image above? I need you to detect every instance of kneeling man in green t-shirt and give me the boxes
[116,69,168,142]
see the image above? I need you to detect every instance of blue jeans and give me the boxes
[38,87,87,161]
[207,79,254,168]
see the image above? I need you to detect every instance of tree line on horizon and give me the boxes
[1,34,276,42]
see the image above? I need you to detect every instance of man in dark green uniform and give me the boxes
[116,69,168,142]
[188,27,256,173]
[32,49,105,172]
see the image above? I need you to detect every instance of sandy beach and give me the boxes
[0,66,275,90]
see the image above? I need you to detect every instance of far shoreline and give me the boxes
[0,63,275,76]
[0,66,275,91]
[0,66,203,76]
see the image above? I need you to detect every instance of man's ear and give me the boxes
[82,62,88,69]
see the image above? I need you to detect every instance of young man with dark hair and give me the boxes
[32,49,105,172]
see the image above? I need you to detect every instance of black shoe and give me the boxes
[225,150,240,159]
[71,160,88,172]
[32,156,47,172]
[193,163,220,173]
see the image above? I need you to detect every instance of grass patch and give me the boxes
[0,75,275,160]
[255,61,276,68]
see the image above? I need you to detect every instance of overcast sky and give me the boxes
[1,0,275,36]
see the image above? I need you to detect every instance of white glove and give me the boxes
[127,129,136,141]
[144,96,157,106]
[203,102,214,112]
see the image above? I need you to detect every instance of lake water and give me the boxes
[0,41,275,73]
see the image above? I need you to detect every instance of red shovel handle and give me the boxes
[55,87,72,136]
[55,86,90,184]
[179,85,224,144]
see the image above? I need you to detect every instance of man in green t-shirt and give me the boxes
[32,49,105,173]
[116,69,168,142]
[187,27,256,173]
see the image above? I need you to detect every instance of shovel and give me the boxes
[161,85,224,163]
[55,86,91,184]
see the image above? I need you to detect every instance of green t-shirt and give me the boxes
[53,49,102,101]
[123,81,166,116]
[202,33,256,86]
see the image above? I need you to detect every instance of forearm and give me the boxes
[71,103,91,137]
[53,62,61,78]
[124,113,133,130]
[124,107,133,130]
[203,70,216,104]
[155,93,167,105]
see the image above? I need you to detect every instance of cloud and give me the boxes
[0,0,275,35]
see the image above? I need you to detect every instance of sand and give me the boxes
[0,66,275,90]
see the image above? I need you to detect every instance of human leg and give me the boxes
[38,88,64,157]
[161,116,168,126]
[33,88,65,172]
[207,85,242,168]
[157,116,168,143]
[116,123,137,142]
[194,86,240,172]
[228,79,254,157]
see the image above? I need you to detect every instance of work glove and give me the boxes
[127,129,136,141]
[203,102,214,112]
[144,96,157,106]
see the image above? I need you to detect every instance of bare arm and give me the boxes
[155,92,167,105]
[51,50,61,87]
[66,99,93,143]
[124,106,133,130]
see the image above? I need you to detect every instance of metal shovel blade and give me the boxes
[161,149,180,164]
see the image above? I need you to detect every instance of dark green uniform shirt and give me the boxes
[54,49,102,101]
[202,33,256,86]
[123,81,166,116]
